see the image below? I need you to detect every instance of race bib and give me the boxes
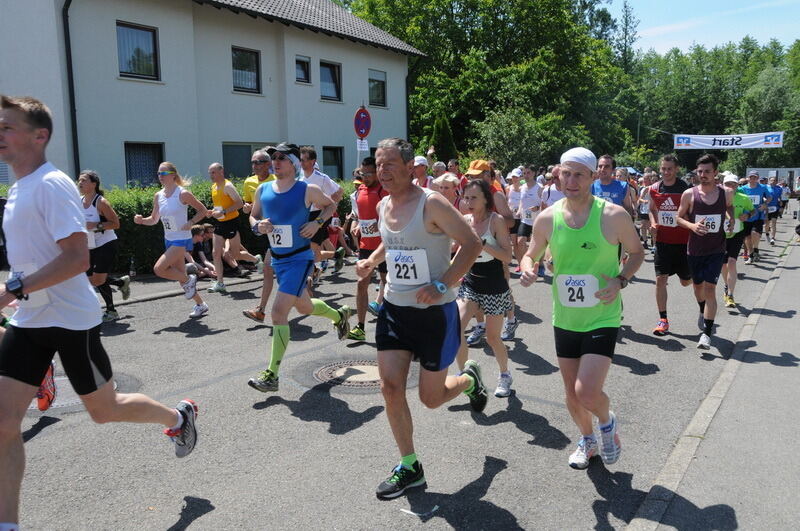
[725,218,743,234]
[268,225,293,248]
[658,210,677,227]
[699,214,722,233]
[639,201,649,214]
[750,195,761,205]
[386,249,431,285]
[162,216,179,231]
[86,229,96,249]
[768,206,778,213]
[331,217,341,227]
[10,263,50,309]
[359,219,380,238]
[523,209,534,221]
[556,274,599,308]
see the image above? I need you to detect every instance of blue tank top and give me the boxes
[766,185,781,208]
[738,184,769,221]
[591,180,628,206]
[259,180,314,261]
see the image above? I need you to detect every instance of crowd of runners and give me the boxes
[0,95,795,528]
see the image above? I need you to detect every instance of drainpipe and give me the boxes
[62,0,81,175]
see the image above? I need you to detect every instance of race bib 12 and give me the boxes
[268,225,293,248]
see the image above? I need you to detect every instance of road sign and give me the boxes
[354,106,371,139]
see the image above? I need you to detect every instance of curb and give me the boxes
[111,275,263,307]
[626,238,796,530]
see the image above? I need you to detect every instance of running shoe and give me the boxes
[462,360,488,413]
[334,306,352,340]
[466,325,485,346]
[724,295,736,308]
[248,369,279,392]
[36,361,57,412]
[182,274,198,299]
[494,373,513,398]
[254,255,264,274]
[599,412,621,465]
[207,281,228,294]
[367,301,381,317]
[102,310,120,322]
[334,247,346,273]
[500,319,519,341]
[347,324,366,341]
[642,241,649,250]
[319,260,329,273]
[752,250,760,263]
[744,256,753,265]
[164,399,199,458]
[568,436,598,469]
[652,318,670,336]
[189,303,209,318]
[697,313,705,331]
[770,238,775,245]
[376,462,426,500]
[697,332,711,350]
[119,275,131,300]
[242,307,265,323]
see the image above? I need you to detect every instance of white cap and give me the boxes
[414,156,428,167]
[723,173,739,184]
[511,167,523,178]
[560,147,597,173]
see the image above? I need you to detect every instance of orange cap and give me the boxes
[465,159,491,175]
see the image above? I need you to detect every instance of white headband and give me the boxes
[560,147,597,173]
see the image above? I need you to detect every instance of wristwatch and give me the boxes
[96,222,104,232]
[316,217,325,226]
[5,277,26,300]
[432,280,448,294]
[616,274,629,289]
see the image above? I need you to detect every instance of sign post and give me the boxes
[354,106,372,179]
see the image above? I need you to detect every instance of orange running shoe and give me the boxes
[652,318,670,336]
[37,361,57,412]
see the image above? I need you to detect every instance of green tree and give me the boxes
[430,113,459,163]
[613,0,638,74]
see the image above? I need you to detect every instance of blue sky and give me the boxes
[609,0,800,53]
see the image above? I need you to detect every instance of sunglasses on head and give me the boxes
[157,171,175,176]
[271,153,287,161]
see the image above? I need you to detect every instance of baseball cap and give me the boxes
[747,170,759,177]
[465,159,491,175]
[413,156,428,167]
[266,142,300,159]
[723,173,739,184]
[511,167,523,178]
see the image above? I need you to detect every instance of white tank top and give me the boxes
[519,183,542,225]
[506,186,522,215]
[471,216,498,263]
[157,186,191,241]
[82,194,117,248]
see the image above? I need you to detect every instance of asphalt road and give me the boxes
[18,212,797,530]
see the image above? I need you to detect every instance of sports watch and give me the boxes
[432,280,448,294]
[616,274,629,289]
[5,277,26,300]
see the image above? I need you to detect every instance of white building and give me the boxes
[747,168,800,192]
[0,0,422,187]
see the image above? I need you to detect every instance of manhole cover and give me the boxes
[313,360,382,389]
[28,377,118,411]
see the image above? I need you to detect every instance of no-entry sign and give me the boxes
[354,106,371,139]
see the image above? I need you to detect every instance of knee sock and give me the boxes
[704,319,714,336]
[311,298,341,323]
[659,310,668,319]
[107,276,124,288]
[698,300,706,314]
[268,325,290,375]
[400,453,418,468]
[98,282,115,311]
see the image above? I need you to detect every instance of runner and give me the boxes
[636,172,653,249]
[355,138,486,500]
[432,172,462,211]
[207,162,260,294]
[766,176,782,245]
[77,170,131,322]
[675,154,735,349]
[505,169,523,267]
[648,155,693,336]
[739,170,771,264]
[0,95,199,530]
[347,156,388,341]
[455,180,514,397]
[241,149,276,322]
[246,143,351,392]
[519,147,644,469]
[541,166,566,208]
[299,147,345,273]
[779,180,790,217]
[591,155,635,216]
[515,169,543,271]
[412,156,433,188]
[134,162,210,318]
[721,174,754,309]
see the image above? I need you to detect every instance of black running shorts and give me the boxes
[214,218,240,240]
[653,242,691,280]
[359,248,387,274]
[87,239,118,276]
[725,233,745,260]
[554,327,618,359]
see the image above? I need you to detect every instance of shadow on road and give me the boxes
[743,349,799,366]
[99,318,134,337]
[512,305,543,326]
[165,496,215,531]
[402,456,521,529]
[22,416,61,443]
[153,319,230,338]
[587,465,737,530]
[252,382,383,435]
[507,343,559,376]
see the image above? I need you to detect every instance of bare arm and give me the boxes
[519,210,553,287]
[93,197,121,231]
[223,182,244,215]
[179,190,211,230]
[134,193,161,226]
[356,241,386,278]
[302,184,337,238]
[493,191,516,228]
[675,189,701,233]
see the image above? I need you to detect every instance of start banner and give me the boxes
[673,132,784,150]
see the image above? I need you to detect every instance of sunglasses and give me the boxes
[271,153,287,161]
[157,171,175,176]
[251,160,269,165]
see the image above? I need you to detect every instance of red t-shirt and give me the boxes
[649,180,690,244]
[355,183,389,250]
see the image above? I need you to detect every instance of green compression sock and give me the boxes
[268,325,290,375]
[462,373,475,395]
[311,298,341,323]
[400,453,418,469]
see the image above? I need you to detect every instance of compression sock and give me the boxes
[98,283,115,311]
[311,298,341,323]
[698,300,706,314]
[400,453,418,469]
[462,373,476,395]
[659,310,668,319]
[704,319,714,336]
[268,325,290,375]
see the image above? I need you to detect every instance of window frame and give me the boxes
[231,46,261,94]
[295,55,311,84]
[116,21,160,81]
[319,61,342,102]
[368,69,387,107]
[322,146,343,180]
[124,142,165,188]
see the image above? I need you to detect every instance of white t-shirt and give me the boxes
[301,169,341,212]
[519,182,543,225]
[541,184,566,208]
[4,162,102,329]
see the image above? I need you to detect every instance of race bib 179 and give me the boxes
[658,210,677,227]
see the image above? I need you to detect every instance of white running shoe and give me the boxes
[255,255,264,274]
[466,325,485,346]
[494,373,513,397]
[569,436,598,469]
[189,302,209,318]
[182,274,198,299]
[697,332,711,349]
[599,412,621,465]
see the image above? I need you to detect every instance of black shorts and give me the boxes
[726,233,745,260]
[517,223,533,238]
[638,212,650,221]
[87,239,118,276]
[359,248,387,274]
[214,218,240,240]
[653,242,691,280]
[376,299,460,372]
[554,327,618,359]
[742,220,764,235]
[308,211,331,245]
[510,219,521,235]
[0,325,112,395]
[687,252,726,285]
[767,211,780,220]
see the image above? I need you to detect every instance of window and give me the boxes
[222,142,272,179]
[368,69,387,107]
[296,55,311,83]
[117,22,159,80]
[322,147,343,180]
[320,62,341,101]
[232,47,260,93]
[125,142,163,187]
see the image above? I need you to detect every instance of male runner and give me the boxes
[0,95,198,530]
[299,147,345,272]
[721,174,753,308]
[766,176,782,245]
[347,157,388,341]
[242,149,275,322]
[739,171,771,264]
[676,154,734,349]
[520,147,644,469]
[591,155,635,216]
[356,138,486,500]
[247,143,351,392]
[648,155,693,336]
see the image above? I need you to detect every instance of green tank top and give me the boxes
[550,197,621,331]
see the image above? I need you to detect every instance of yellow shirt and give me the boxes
[242,174,276,203]
[211,179,239,222]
